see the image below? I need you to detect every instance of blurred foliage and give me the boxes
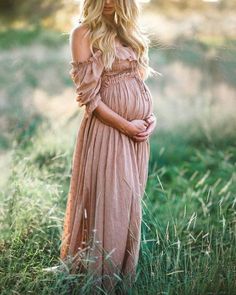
[0,0,62,24]
[0,27,68,49]
[0,0,76,29]
[150,0,236,10]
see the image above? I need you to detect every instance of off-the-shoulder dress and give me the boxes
[60,40,153,292]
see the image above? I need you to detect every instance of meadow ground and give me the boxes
[0,28,235,295]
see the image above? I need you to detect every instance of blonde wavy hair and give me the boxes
[75,0,159,80]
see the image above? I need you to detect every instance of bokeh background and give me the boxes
[0,0,235,294]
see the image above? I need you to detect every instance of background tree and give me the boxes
[0,0,75,27]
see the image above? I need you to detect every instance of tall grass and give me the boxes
[0,118,235,294]
[0,28,235,294]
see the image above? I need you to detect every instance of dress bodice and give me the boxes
[104,43,138,72]
[99,44,148,99]
[69,41,150,118]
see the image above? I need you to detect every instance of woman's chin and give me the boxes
[103,10,115,15]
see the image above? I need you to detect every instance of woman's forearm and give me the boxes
[93,100,130,135]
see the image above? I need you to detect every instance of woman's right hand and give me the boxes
[125,119,149,137]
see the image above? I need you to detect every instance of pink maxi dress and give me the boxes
[60,41,153,291]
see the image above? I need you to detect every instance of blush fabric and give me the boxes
[60,42,153,292]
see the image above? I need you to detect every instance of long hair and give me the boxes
[74,0,159,80]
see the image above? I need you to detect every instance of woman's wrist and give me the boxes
[117,118,131,136]
[93,100,131,135]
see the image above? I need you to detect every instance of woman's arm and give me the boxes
[70,25,148,137]
[93,100,131,135]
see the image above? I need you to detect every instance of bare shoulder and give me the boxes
[70,23,90,43]
[69,23,92,62]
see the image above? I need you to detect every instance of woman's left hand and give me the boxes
[132,113,157,142]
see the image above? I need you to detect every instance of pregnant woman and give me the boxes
[60,0,157,292]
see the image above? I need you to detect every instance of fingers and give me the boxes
[136,124,155,137]
[132,115,156,141]
[144,118,155,127]
[146,120,156,130]
[143,120,149,127]
[132,136,149,142]
[146,116,155,124]
[136,132,149,137]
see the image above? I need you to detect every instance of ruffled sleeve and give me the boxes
[70,49,104,119]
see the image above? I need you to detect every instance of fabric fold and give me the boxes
[70,49,105,118]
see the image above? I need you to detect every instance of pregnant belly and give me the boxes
[100,77,153,121]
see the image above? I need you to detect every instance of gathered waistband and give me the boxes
[101,62,149,101]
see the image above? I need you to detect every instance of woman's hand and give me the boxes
[125,119,149,138]
[132,113,157,142]
[145,113,156,125]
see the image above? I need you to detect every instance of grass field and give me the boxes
[0,28,235,295]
